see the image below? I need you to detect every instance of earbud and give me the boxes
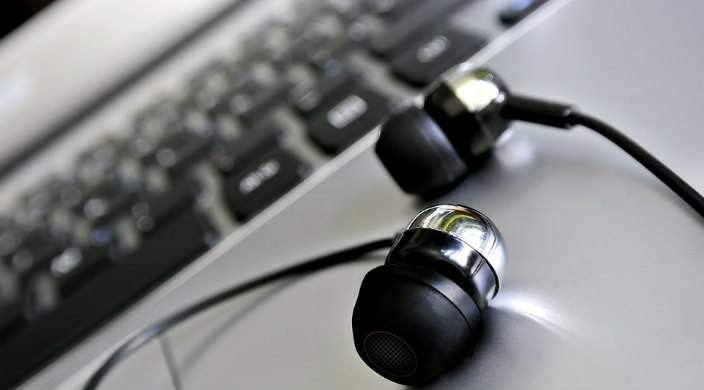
[352,204,506,386]
[375,67,511,197]
[375,65,573,197]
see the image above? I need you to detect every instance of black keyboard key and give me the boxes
[20,178,65,227]
[75,139,125,181]
[200,64,266,124]
[0,264,22,334]
[213,123,283,176]
[222,61,255,91]
[180,108,216,137]
[88,219,140,261]
[499,0,550,26]
[81,181,139,225]
[390,28,486,86]
[238,86,289,125]
[308,86,391,154]
[286,65,319,102]
[322,0,365,21]
[368,0,467,57]
[55,181,85,210]
[0,227,21,257]
[0,301,23,336]
[9,232,64,279]
[289,37,355,74]
[293,69,360,118]
[0,263,18,302]
[152,131,212,177]
[190,61,232,112]
[44,207,83,244]
[129,131,160,160]
[24,272,61,320]
[346,15,385,46]
[131,178,197,234]
[225,147,309,221]
[284,13,360,72]
[0,208,215,388]
[365,0,425,21]
[48,246,111,297]
[134,100,183,139]
[132,105,209,161]
[302,11,348,44]
[88,224,116,248]
[215,71,286,125]
[247,22,296,66]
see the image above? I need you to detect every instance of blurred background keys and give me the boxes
[293,69,359,118]
[308,86,391,154]
[133,100,183,145]
[0,224,21,258]
[213,123,283,176]
[80,181,139,225]
[151,131,212,178]
[390,28,486,86]
[0,208,216,383]
[24,272,61,320]
[365,0,426,21]
[9,232,64,283]
[48,246,111,297]
[190,61,232,113]
[0,300,23,336]
[225,147,309,221]
[130,177,198,235]
[289,13,363,72]
[368,0,467,57]
[236,85,289,125]
[0,263,22,335]
[214,61,282,124]
[499,0,550,26]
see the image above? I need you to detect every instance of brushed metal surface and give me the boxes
[14,0,704,389]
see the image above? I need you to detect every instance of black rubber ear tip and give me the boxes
[352,264,481,386]
[375,106,468,197]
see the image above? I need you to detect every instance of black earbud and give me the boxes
[352,204,506,386]
[375,66,574,197]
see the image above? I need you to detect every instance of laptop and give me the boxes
[2,0,704,388]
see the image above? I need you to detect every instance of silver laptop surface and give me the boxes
[1,0,703,389]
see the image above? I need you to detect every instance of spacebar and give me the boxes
[0,209,215,388]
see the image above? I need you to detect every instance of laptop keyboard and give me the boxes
[0,0,548,386]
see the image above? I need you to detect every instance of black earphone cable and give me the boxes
[83,237,395,390]
[503,95,704,218]
[566,111,704,218]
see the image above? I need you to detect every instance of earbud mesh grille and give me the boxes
[364,331,417,377]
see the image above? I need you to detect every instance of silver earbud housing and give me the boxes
[422,67,511,161]
[406,204,506,300]
[444,66,508,114]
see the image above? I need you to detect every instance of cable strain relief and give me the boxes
[502,94,576,129]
